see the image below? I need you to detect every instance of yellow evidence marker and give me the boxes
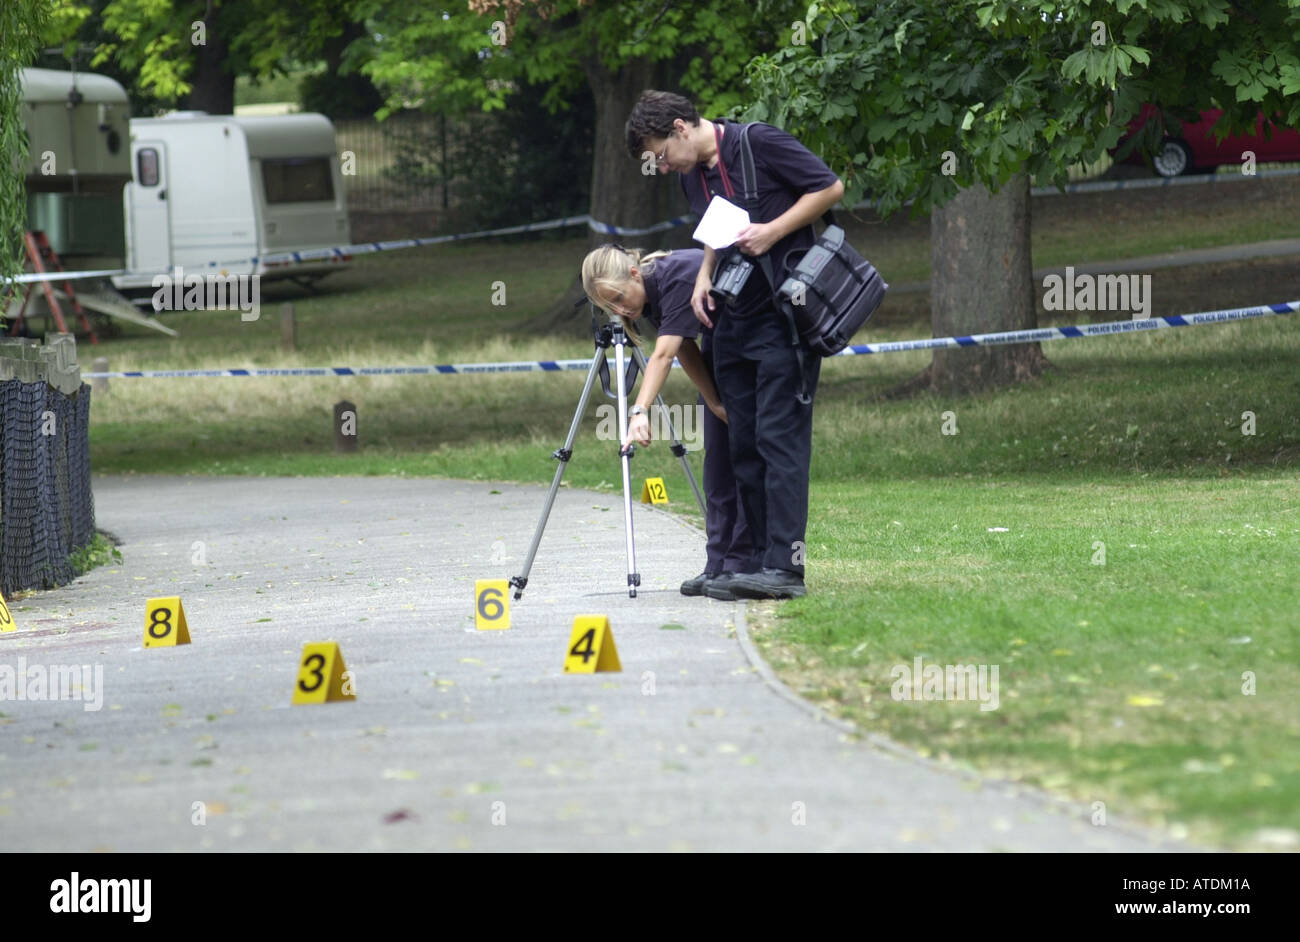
[0,591,15,632]
[563,615,621,673]
[475,579,511,630]
[640,477,669,505]
[143,597,192,647]
[292,642,356,705]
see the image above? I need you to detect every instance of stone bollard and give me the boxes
[281,302,296,352]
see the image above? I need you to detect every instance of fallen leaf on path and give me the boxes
[1126,694,1163,707]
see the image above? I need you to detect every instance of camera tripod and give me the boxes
[510,309,706,600]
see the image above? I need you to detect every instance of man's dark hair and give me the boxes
[625,90,700,159]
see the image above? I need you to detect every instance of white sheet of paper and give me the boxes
[691,195,750,250]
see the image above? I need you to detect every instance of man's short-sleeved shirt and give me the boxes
[679,118,838,318]
[641,248,709,340]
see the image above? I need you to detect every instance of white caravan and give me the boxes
[113,112,351,291]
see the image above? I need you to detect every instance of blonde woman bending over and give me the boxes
[582,244,754,600]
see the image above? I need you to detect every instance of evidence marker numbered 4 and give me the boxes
[563,615,621,673]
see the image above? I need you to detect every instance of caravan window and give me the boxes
[262,157,335,203]
[137,148,159,186]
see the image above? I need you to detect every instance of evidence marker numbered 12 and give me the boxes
[475,579,511,630]
[563,615,621,674]
[0,591,15,633]
[292,641,356,705]
[640,477,669,505]
[143,596,192,647]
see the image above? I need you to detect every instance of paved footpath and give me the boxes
[0,475,1184,851]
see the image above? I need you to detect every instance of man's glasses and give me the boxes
[654,132,673,165]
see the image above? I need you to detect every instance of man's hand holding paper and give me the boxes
[691,195,750,250]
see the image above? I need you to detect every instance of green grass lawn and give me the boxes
[754,474,1299,849]
[77,184,1300,850]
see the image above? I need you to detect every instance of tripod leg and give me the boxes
[630,345,707,515]
[509,349,605,600]
[615,337,640,598]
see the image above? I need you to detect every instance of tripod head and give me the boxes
[574,294,634,351]
[574,297,641,397]
[583,303,623,350]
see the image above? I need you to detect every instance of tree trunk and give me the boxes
[185,13,235,114]
[300,19,383,119]
[901,172,1049,396]
[528,55,692,334]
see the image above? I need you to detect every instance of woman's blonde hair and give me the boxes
[581,244,671,344]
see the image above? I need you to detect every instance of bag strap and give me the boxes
[735,122,813,405]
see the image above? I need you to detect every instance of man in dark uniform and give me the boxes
[625,90,843,599]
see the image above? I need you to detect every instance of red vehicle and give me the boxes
[1114,104,1300,177]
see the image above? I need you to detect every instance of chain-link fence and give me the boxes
[0,335,94,597]
[335,104,592,241]
[335,111,449,214]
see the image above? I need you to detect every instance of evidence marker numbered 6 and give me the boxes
[640,477,669,505]
[292,641,356,705]
[143,596,192,647]
[475,578,511,630]
[0,591,15,632]
[563,615,621,674]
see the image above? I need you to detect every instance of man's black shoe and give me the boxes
[703,571,740,601]
[681,570,721,597]
[729,568,807,599]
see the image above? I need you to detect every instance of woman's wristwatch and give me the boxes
[629,405,647,418]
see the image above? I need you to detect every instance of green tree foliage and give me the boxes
[359,0,802,121]
[2,0,54,283]
[741,0,1300,217]
[90,0,365,108]
[352,2,511,119]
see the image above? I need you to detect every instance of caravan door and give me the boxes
[127,140,171,274]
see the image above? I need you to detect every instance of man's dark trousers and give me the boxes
[713,304,821,576]
[700,334,755,573]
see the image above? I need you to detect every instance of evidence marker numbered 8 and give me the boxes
[143,596,192,647]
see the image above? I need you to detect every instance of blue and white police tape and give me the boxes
[80,300,1298,380]
[4,266,139,285]
[82,359,600,379]
[835,300,1300,357]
